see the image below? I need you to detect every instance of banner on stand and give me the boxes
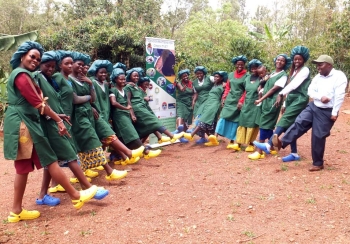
[145,37,176,145]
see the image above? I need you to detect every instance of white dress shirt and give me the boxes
[308,68,347,116]
[279,67,310,95]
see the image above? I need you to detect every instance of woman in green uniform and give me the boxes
[125,68,184,143]
[209,55,248,149]
[248,54,292,160]
[109,68,161,159]
[235,59,262,152]
[4,42,98,222]
[175,69,194,143]
[35,51,109,204]
[183,71,227,144]
[253,46,311,162]
[69,52,143,172]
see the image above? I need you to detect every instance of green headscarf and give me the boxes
[212,71,228,82]
[71,51,91,65]
[41,51,58,64]
[87,60,113,76]
[138,77,150,86]
[290,46,310,62]
[178,69,190,79]
[248,59,263,71]
[110,68,125,83]
[56,50,73,64]
[10,41,45,69]
[231,55,248,65]
[194,66,207,75]
[274,54,292,70]
[113,62,127,72]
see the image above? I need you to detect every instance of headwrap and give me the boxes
[133,67,145,77]
[110,68,125,83]
[113,62,127,72]
[10,41,44,69]
[41,51,58,64]
[126,68,141,82]
[290,46,310,62]
[212,71,228,83]
[87,60,113,76]
[56,50,73,64]
[248,59,263,71]
[274,54,292,70]
[138,77,150,86]
[178,69,190,79]
[194,66,207,75]
[71,51,91,65]
[231,55,248,65]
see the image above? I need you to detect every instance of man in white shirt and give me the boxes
[273,55,347,171]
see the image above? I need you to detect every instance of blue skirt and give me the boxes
[215,118,238,140]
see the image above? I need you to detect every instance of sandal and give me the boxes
[105,169,128,181]
[93,187,109,200]
[36,195,60,206]
[70,177,91,184]
[48,184,65,193]
[8,209,40,223]
[72,185,98,210]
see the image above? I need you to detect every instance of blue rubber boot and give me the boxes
[179,137,189,143]
[282,154,300,162]
[196,137,208,144]
[253,141,270,154]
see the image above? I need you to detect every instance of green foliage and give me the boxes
[0,31,38,51]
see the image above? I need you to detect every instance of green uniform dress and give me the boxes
[110,87,139,144]
[276,67,311,128]
[69,76,103,152]
[124,84,163,138]
[52,73,74,117]
[193,76,213,117]
[220,72,247,122]
[4,68,57,166]
[34,72,77,161]
[238,75,260,128]
[92,78,110,123]
[176,82,194,125]
[140,89,154,114]
[199,84,224,125]
[258,71,287,130]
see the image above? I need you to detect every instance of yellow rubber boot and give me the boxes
[204,135,219,146]
[144,149,161,159]
[8,209,40,223]
[72,185,98,210]
[245,145,255,152]
[84,169,99,178]
[105,169,128,181]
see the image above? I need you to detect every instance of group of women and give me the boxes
[4,41,184,223]
[177,45,311,162]
[4,41,310,223]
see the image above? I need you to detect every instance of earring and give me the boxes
[21,58,23,62]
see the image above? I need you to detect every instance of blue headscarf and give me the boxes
[248,59,263,71]
[290,46,310,62]
[71,51,91,65]
[138,77,150,86]
[110,68,125,83]
[56,50,73,64]
[113,62,127,72]
[87,60,113,76]
[126,68,141,82]
[274,54,292,70]
[178,69,190,79]
[41,51,58,64]
[212,71,228,83]
[194,66,207,75]
[10,41,45,69]
[231,55,248,65]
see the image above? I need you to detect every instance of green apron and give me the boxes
[69,76,103,152]
[52,72,74,117]
[140,89,154,114]
[124,84,163,138]
[4,68,57,166]
[176,82,194,124]
[193,76,213,117]
[277,67,311,128]
[238,75,260,128]
[258,71,287,130]
[92,78,110,123]
[34,72,77,161]
[220,72,247,122]
[110,87,139,144]
[199,84,224,124]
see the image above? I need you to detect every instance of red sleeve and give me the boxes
[239,91,246,104]
[15,73,43,108]
[222,81,231,100]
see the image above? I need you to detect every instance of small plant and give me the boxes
[80,230,92,236]
[242,230,255,238]
[306,196,316,204]
[90,210,96,217]
[339,150,348,154]
[245,167,251,171]
[24,222,29,228]
[4,230,14,236]
[227,214,235,221]
[281,164,288,171]
[41,231,50,235]
[294,161,300,166]
[2,219,8,224]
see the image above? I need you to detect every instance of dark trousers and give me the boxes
[281,102,334,166]
[268,126,297,153]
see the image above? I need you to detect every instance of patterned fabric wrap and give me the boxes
[78,146,107,171]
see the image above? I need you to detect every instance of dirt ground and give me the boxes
[1,98,350,244]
